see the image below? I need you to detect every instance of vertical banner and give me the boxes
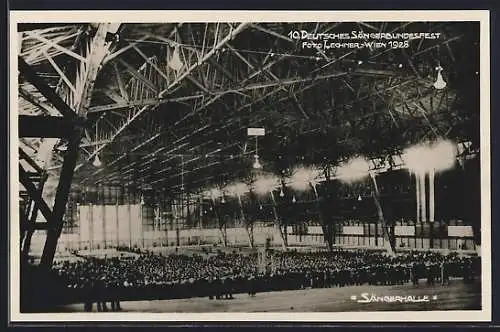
[129,204,142,247]
[416,173,420,222]
[429,169,435,222]
[79,205,90,242]
[92,205,104,247]
[105,205,118,247]
[117,205,130,247]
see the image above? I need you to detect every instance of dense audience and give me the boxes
[48,248,480,310]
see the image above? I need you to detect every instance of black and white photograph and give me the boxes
[9,10,491,322]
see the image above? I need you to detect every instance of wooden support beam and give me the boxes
[25,30,87,63]
[19,115,78,138]
[18,57,77,119]
[17,23,71,32]
[103,88,127,103]
[40,23,112,267]
[82,24,249,170]
[22,172,48,257]
[369,173,395,254]
[250,24,294,43]
[33,223,49,230]
[117,58,159,94]
[19,88,59,115]
[19,148,43,173]
[87,94,203,113]
[132,45,170,82]
[113,62,129,102]
[44,50,77,94]
[158,23,249,98]
[19,166,53,223]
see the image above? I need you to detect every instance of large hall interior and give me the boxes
[16,21,482,313]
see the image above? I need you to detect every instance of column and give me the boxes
[89,204,93,251]
[416,173,421,223]
[115,200,119,248]
[128,200,132,249]
[77,204,81,250]
[419,172,427,222]
[429,168,435,223]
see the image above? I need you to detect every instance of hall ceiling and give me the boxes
[18,21,480,196]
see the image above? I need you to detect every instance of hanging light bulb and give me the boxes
[168,45,184,72]
[140,194,145,205]
[292,195,296,203]
[280,188,285,197]
[209,206,213,211]
[221,196,226,204]
[433,65,447,90]
[358,194,362,201]
[259,204,263,210]
[253,154,263,169]
[92,154,102,167]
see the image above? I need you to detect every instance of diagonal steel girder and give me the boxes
[81,23,249,167]
[85,66,397,184]
[35,24,118,267]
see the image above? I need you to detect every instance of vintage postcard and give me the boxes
[9,10,491,322]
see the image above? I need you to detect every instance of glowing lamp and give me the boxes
[253,154,263,169]
[402,144,431,174]
[429,140,457,172]
[92,154,103,167]
[289,166,321,191]
[336,157,370,183]
[433,66,447,90]
[168,46,184,72]
[210,188,222,199]
[253,175,279,195]
[403,140,457,173]
[226,182,249,197]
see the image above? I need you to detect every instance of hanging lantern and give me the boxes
[433,65,447,90]
[292,195,296,203]
[92,154,102,167]
[253,154,263,169]
[280,188,285,197]
[358,194,362,201]
[168,45,184,72]
[140,194,145,205]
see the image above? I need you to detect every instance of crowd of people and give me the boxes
[48,248,480,310]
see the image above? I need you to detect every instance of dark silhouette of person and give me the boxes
[83,279,93,312]
[96,277,108,312]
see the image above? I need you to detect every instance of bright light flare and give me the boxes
[336,157,371,183]
[253,175,279,195]
[430,140,457,171]
[225,182,250,197]
[289,166,322,191]
[402,144,431,174]
[210,188,223,199]
[403,140,457,173]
